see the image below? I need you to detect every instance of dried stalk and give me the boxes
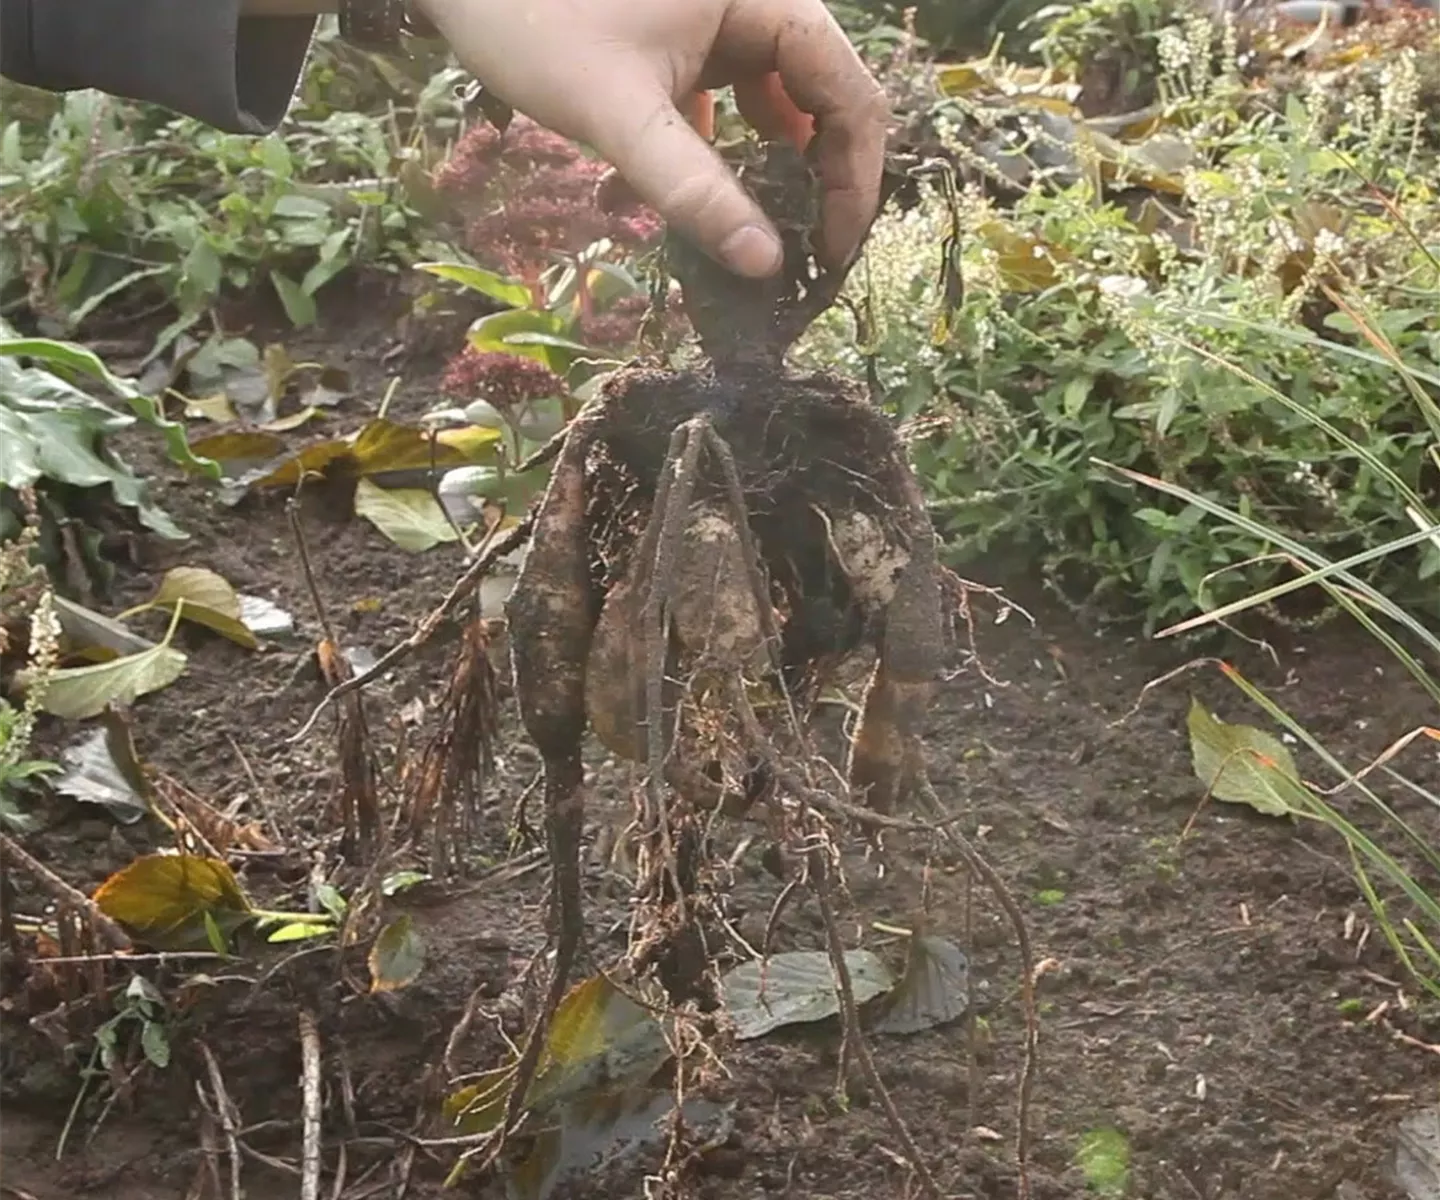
[0,832,129,950]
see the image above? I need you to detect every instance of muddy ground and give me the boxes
[2,283,1438,1200]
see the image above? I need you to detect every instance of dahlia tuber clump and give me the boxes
[488,139,944,1149]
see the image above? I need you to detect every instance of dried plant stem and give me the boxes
[0,832,129,950]
[289,515,532,744]
[198,1042,243,1200]
[299,1009,323,1200]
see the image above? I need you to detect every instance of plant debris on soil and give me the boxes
[2,150,1439,1200]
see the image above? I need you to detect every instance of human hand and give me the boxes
[413,0,890,279]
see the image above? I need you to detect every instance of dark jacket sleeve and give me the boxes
[0,0,315,134]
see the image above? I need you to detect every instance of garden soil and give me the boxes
[2,283,1437,1200]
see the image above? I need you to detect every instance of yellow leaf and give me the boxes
[187,430,287,466]
[94,854,252,945]
[149,567,259,649]
[184,394,239,423]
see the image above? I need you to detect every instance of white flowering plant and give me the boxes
[800,8,1440,631]
[0,499,61,832]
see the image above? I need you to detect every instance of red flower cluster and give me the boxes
[433,115,663,278]
[440,348,564,410]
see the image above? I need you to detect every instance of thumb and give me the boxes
[583,78,784,279]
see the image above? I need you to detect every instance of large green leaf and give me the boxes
[0,335,218,479]
[16,619,187,720]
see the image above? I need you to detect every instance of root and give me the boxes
[288,514,532,744]
[289,499,378,853]
[729,678,1037,1200]
[811,840,942,1200]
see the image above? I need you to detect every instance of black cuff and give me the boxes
[0,0,315,134]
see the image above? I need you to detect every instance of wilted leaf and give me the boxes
[244,419,502,493]
[444,1067,513,1137]
[262,406,321,433]
[526,975,672,1114]
[354,479,460,552]
[52,595,155,661]
[94,853,251,947]
[149,567,259,649]
[184,394,239,423]
[187,429,289,485]
[873,936,970,1035]
[351,419,502,475]
[1077,1128,1130,1198]
[295,365,350,409]
[242,434,353,491]
[722,950,895,1040]
[19,633,187,720]
[1187,699,1303,817]
[976,221,1071,293]
[369,914,426,992]
[52,725,150,823]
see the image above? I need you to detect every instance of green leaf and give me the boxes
[368,914,426,993]
[19,627,187,720]
[314,882,347,920]
[354,479,460,552]
[141,1020,171,1070]
[203,910,229,956]
[0,334,218,481]
[381,870,431,896]
[416,261,532,309]
[467,308,571,369]
[270,270,318,327]
[721,950,895,1040]
[1186,699,1304,817]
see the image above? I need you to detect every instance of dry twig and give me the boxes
[299,1009,323,1200]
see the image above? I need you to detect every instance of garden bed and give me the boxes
[2,289,1436,1200]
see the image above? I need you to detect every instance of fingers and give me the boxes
[733,73,815,149]
[580,76,784,278]
[722,0,890,267]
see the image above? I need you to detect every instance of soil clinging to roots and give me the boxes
[492,138,949,1184]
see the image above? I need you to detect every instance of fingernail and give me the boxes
[718,224,784,278]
